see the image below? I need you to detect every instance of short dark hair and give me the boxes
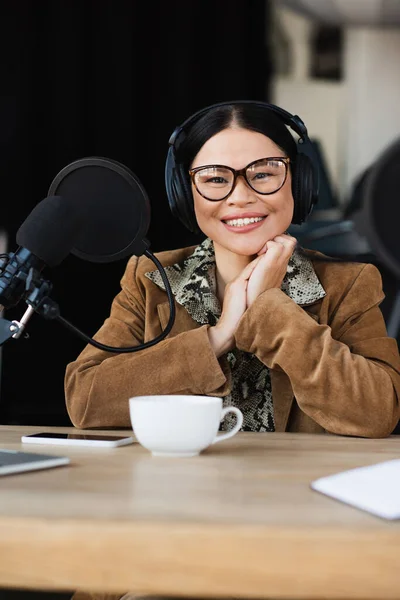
[175,103,298,172]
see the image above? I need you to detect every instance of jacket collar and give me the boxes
[145,238,326,325]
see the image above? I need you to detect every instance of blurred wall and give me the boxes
[270,4,344,200]
[343,27,400,194]
[269,2,400,204]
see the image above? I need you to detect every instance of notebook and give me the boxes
[0,448,70,476]
[311,458,400,520]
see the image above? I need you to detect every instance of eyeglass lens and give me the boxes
[193,158,287,200]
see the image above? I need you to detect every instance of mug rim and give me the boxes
[129,394,221,406]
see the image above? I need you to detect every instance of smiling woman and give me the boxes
[64,101,400,439]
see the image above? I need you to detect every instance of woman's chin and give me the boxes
[220,239,268,258]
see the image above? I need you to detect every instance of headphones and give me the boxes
[165,100,319,233]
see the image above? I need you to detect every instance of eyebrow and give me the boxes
[191,157,289,170]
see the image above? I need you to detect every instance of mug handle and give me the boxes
[211,406,244,445]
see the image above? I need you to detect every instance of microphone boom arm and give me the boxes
[0,248,176,352]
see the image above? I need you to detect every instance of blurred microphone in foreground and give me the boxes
[0,195,83,342]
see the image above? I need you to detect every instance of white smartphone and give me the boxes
[21,432,135,447]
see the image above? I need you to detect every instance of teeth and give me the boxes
[224,217,264,227]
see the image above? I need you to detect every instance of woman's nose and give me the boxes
[226,175,257,205]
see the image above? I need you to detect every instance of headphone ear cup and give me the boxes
[176,164,200,233]
[291,153,316,225]
[165,147,199,233]
[165,147,179,219]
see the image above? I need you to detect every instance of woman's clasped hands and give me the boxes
[208,233,297,357]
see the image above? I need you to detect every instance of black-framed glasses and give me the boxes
[189,156,290,201]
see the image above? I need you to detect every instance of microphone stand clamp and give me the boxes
[0,269,60,346]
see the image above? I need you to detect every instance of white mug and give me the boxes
[129,394,243,457]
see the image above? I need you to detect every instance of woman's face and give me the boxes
[191,127,294,257]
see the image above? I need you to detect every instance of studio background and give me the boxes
[0,0,271,425]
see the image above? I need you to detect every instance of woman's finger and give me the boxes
[257,242,268,256]
[239,254,263,280]
[272,235,297,257]
[273,234,296,247]
[265,240,284,253]
[259,243,285,266]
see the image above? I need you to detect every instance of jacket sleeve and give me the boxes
[234,263,400,438]
[64,257,229,429]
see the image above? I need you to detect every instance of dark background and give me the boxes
[0,0,272,425]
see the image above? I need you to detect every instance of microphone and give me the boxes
[0,158,176,351]
[0,195,83,310]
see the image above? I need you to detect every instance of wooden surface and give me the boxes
[0,426,399,598]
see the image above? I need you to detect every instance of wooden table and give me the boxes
[0,426,399,599]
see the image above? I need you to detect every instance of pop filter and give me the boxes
[1,157,176,351]
[355,138,400,279]
[48,157,151,262]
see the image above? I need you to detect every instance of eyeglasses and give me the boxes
[189,157,290,202]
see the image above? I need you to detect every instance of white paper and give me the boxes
[311,458,400,519]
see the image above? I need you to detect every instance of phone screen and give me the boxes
[21,432,135,447]
[27,433,129,441]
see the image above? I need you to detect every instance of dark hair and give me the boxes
[175,103,298,171]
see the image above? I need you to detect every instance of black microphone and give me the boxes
[0,195,83,310]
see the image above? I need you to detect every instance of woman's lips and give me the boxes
[221,216,267,234]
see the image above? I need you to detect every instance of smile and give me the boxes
[223,216,265,227]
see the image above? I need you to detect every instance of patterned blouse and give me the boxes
[145,238,325,432]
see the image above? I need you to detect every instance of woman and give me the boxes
[65,101,400,437]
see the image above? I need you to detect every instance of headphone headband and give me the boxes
[168,100,309,149]
[166,100,319,232]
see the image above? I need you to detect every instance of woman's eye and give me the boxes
[252,172,271,180]
[206,177,228,184]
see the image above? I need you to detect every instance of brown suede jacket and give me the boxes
[65,245,400,438]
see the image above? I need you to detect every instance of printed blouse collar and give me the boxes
[145,238,326,325]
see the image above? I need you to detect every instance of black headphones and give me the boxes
[165,100,319,233]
